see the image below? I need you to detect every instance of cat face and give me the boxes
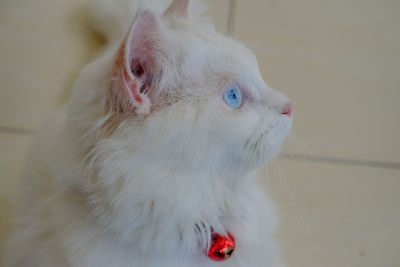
[78,0,292,179]
[142,32,293,174]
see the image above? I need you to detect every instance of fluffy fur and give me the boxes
[3,0,292,266]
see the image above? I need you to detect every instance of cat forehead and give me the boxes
[188,30,254,61]
[177,31,264,96]
[163,18,258,66]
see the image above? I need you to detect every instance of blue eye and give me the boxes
[223,84,242,108]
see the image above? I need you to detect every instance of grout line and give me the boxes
[227,0,237,36]
[278,153,400,171]
[0,126,36,136]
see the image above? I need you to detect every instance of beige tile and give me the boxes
[234,0,400,163]
[206,0,231,34]
[0,0,104,130]
[0,133,33,262]
[262,159,400,267]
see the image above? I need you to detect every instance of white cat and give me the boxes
[3,0,292,266]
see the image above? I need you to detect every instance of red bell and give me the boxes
[206,229,235,261]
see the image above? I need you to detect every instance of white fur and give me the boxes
[3,0,291,266]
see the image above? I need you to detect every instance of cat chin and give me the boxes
[243,119,292,168]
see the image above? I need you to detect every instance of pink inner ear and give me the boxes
[123,68,142,104]
[110,9,162,113]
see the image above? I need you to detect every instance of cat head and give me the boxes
[71,0,292,180]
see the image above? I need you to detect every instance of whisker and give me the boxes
[244,138,251,149]
[254,141,259,151]
[289,133,320,158]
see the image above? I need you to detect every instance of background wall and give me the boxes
[1,0,399,266]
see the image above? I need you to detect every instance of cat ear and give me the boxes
[110,9,163,114]
[163,0,190,18]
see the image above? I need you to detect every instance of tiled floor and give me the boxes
[0,0,399,266]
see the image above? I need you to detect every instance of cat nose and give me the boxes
[281,102,292,117]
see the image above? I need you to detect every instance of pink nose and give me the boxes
[282,102,292,117]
